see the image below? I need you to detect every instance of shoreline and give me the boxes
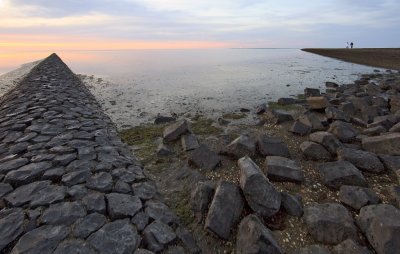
[302,48,400,70]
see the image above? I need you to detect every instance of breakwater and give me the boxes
[0,54,197,253]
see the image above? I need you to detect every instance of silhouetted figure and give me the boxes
[350,42,354,48]
[346,42,349,48]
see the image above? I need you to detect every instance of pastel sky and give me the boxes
[1,0,399,50]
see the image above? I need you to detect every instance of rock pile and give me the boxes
[0,54,198,253]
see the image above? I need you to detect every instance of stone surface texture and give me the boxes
[0,54,191,253]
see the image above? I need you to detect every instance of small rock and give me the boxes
[328,121,358,142]
[181,134,199,151]
[264,110,294,124]
[142,221,177,252]
[290,120,311,136]
[281,192,303,217]
[337,147,384,173]
[225,134,256,158]
[326,107,350,122]
[131,212,149,232]
[154,115,175,125]
[106,193,142,220]
[188,144,221,170]
[310,131,342,155]
[257,135,290,158]
[256,103,267,114]
[132,181,157,200]
[190,181,215,222]
[307,96,329,110]
[86,172,113,192]
[298,112,324,132]
[236,214,282,254]
[304,88,321,97]
[300,141,332,161]
[82,192,106,214]
[163,119,190,142]
[73,213,107,239]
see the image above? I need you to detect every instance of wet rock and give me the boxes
[328,121,358,142]
[337,147,384,173]
[290,120,311,136]
[73,213,107,239]
[304,203,358,244]
[265,155,304,183]
[205,181,244,239]
[188,144,221,170]
[5,161,52,187]
[190,181,215,222]
[300,141,332,161]
[86,172,113,192]
[41,201,86,226]
[156,143,173,156]
[257,135,290,158]
[82,192,106,214]
[225,134,256,158]
[236,214,282,254]
[310,131,342,155]
[87,219,140,254]
[163,119,190,142]
[298,112,324,132]
[357,204,400,254]
[0,208,24,251]
[304,88,321,97]
[132,181,157,200]
[281,192,303,217]
[4,180,51,207]
[145,200,179,226]
[319,161,367,190]
[11,225,69,254]
[239,156,281,218]
[154,115,175,125]
[332,239,372,254]
[54,239,96,254]
[0,157,29,174]
[264,110,294,124]
[106,193,142,220]
[307,96,329,110]
[339,185,380,210]
[142,221,177,252]
[362,133,400,156]
[181,134,199,151]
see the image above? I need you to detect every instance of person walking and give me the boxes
[350,42,354,48]
[346,42,349,48]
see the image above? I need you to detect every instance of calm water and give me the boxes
[0,49,385,126]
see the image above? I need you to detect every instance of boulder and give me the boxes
[264,110,294,124]
[154,115,175,125]
[225,135,256,159]
[256,135,290,158]
[319,161,367,190]
[145,200,179,226]
[239,156,281,218]
[357,204,400,254]
[298,113,324,132]
[190,181,215,222]
[304,203,358,244]
[181,134,199,151]
[333,239,372,254]
[156,143,173,156]
[325,107,350,122]
[205,181,244,239]
[339,185,380,210]
[304,88,321,97]
[307,96,329,110]
[163,120,190,142]
[328,121,358,142]
[290,120,311,136]
[362,133,400,155]
[337,147,384,173]
[300,141,332,161]
[188,144,221,170]
[281,192,303,217]
[309,131,342,155]
[265,156,304,183]
[236,214,282,254]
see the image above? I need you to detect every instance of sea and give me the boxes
[0,49,385,127]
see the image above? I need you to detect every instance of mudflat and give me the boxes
[302,48,400,70]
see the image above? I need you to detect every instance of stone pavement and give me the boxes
[0,54,197,253]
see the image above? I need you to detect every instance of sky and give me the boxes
[0,0,400,50]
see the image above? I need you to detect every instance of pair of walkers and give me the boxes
[346,42,354,48]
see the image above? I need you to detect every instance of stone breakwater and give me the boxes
[0,54,198,253]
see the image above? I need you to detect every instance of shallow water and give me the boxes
[0,49,385,127]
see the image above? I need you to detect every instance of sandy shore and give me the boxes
[0,60,42,97]
[302,48,400,70]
